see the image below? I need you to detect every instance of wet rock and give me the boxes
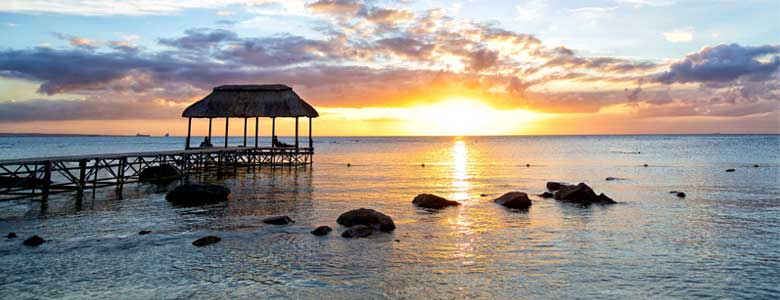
[537,192,554,198]
[643,164,648,167]
[23,235,45,247]
[138,164,181,183]
[7,232,17,239]
[753,164,760,168]
[263,216,294,225]
[341,225,373,238]
[725,168,736,172]
[192,236,221,247]
[311,226,332,236]
[553,183,616,205]
[676,192,686,198]
[493,192,532,210]
[138,230,152,235]
[480,194,489,197]
[412,194,460,209]
[546,182,569,191]
[165,183,230,207]
[337,208,395,232]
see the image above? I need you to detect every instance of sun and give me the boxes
[403,98,541,136]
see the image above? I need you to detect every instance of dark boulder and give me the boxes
[192,236,221,247]
[725,168,736,172]
[493,192,532,210]
[537,192,554,198]
[138,164,181,183]
[7,232,17,239]
[311,226,333,236]
[138,230,152,235]
[546,182,569,191]
[337,208,395,232]
[341,225,373,238]
[412,194,460,209]
[263,216,294,225]
[553,183,616,204]
[165,184,230,206]
[676,192,686,198]
[23,235,45,246]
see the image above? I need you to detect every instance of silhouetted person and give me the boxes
[199,136,213,148]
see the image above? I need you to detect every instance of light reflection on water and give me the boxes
[0,135,778,299]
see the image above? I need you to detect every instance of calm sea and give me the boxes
[0,135,778,299]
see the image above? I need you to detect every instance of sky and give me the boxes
[0,0,778,136]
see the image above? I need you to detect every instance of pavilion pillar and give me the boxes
[295,117,299,148]
[185,117,192,150]
[224,118,229,148]
[308,117,312,149]
[271,117,276,147]
[208,118,212,142]
[254,117,259,148]
[243,117,247,147]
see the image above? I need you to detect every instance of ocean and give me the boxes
[0,135,778,299]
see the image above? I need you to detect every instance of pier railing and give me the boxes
[0,146,313,201]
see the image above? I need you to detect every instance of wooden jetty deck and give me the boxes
[0,146,313,201]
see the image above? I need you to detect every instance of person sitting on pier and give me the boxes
[272,135,294,148]
[199,136,213,148]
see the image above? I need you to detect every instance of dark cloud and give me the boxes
[0,99,179,121]
[656,44,780,84]
[159,28,238,51]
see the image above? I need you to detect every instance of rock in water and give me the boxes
[165,184,230,206]
[311,226,333,236]
[412,194,460,209]
[138,230,152,235]
[493,192,532,210]
[192,236,221,247]
[263,216,294,225]
[676,192,686,198]
[725,169,736,172]
[546,182,569,191]
[7,232,17,239]
[138,164,181,183]
[753,164,760,168]
[341,225,373,238]
[537,192,554,198]
[337,208,396,232]
[553,183,616,204]
[23,235,45,246]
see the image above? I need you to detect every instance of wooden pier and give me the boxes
[0,146,313,201]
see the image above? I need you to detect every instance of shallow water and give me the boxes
[1,135,779,299]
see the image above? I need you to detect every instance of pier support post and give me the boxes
[308,117,312,150]
[243,117,248,147]
[77,159,87,200]
[295,117,299,149]
[185,117,192,150]
[224,118,229,148]
[255,117,259,148]
[117,157,126,194]
[41,161,52,203]
[92,159,99,199]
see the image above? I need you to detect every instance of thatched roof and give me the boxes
[182,84,319,118]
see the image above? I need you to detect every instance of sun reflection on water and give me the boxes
[451,139,470,201]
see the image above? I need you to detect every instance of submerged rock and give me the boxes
[165,183,230,206]
[753,164,760,168]
[341,225,373,238]
[605,176,626,181]
[311,226,333,236]
[537,192,554,198]
[23,235,45,247]
[725,168,736,172]
[263,216,294,225]
[138,230,152,235]
[553,183,616,205]
[138,164,181,183]
[676,192,686,198]
[337,208,395,232]
[493,192,532,210]
[7,232,17,239]
[192,236,221,247]
[546,182,569,191]
[412,194,460,209]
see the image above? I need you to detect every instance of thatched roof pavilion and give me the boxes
[182,84,319,149]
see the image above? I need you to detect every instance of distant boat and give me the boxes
[135,133,150,137]
[164,133,170,137]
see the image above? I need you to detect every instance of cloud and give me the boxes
[54,33,98,49]
[0,0,278,16]
[570,6,618,19]
[656,44,780,84]
[663,27,694,42]
[306,0,362,16]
